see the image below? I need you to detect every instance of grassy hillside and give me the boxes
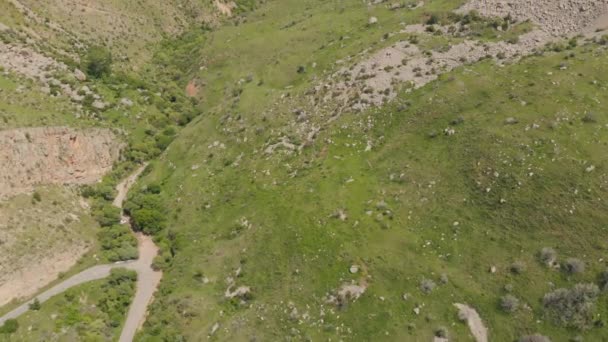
[0,0,251,68]
[119,1,608,341]
[1,0,608,341]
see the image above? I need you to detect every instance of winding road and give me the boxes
[0,165,162,342]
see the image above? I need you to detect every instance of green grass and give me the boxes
[3,0,608,341]
[132,2,608,339]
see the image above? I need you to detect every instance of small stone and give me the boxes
[92,100,106,109]
[210,322,220,335]
[120,98,134,107]
[585,165,595,173]
[489,266,497,274]
[350,265,359,274]
[368,17,378,25]
[74,68,86,81]
[504,117,519,125]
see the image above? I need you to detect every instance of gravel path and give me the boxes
[0,164,162,342]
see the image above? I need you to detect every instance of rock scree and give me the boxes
[0,126,123,199]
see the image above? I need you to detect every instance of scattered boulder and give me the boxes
[74,68,86,81]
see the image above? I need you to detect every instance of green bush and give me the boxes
[125,192,167,234]
[29,298,41,311]
[85,46,112,78]
[98,225,138,261]
[93,204,121,227]
[0,319,18,334]
[98,269,137,328]
[543,283,599,330]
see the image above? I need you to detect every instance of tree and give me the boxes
[85,46,112,78]
[29,298,41,311]
[0,319,18,334]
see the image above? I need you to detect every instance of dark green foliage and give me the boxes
[32,191,42,203]
[426,14,439,25]
[599,269,608,291]
[93,204,121,227]
[543,283,600,330]
[0,319,18,334]
[85,46,113,78]
[98,269,137,328]
[125,192,166,234]
[98,225,138,261]
[29,298,41,311]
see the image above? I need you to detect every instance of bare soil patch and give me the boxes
[185,79,200,97]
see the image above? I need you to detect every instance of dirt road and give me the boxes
[0,164,163,342]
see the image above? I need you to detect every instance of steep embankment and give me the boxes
[0,126,123,199]
[0,126,122,306]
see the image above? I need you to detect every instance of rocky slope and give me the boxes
[0,127,123,199]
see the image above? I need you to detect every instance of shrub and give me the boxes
[542,283,599,330]
[93,204,121,227]
[85,46,112,78]
[98,268,137,328]
[582,112,597,123]
[599,269,608,291]
[519,334,551,342]
[125,192,167,235]
[426,14,439,25]
[32,191,42,203]
[539,247,557,266]
[500,295,519,313]
[564,258,585,275]
[434,326,448,338]
[510,261,526,274]
[29,298,41,311]
[0,319,18,334]
[98,225,138,261]
[420,278,436,294]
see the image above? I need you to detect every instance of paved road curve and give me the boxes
[0,165,163,342]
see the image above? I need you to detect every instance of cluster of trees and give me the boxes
[124,184,176,270]
[124,184,166,235]
[82,167,139,262]
[99,269,137,328]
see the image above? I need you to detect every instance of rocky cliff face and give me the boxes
[0,127,123,199]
